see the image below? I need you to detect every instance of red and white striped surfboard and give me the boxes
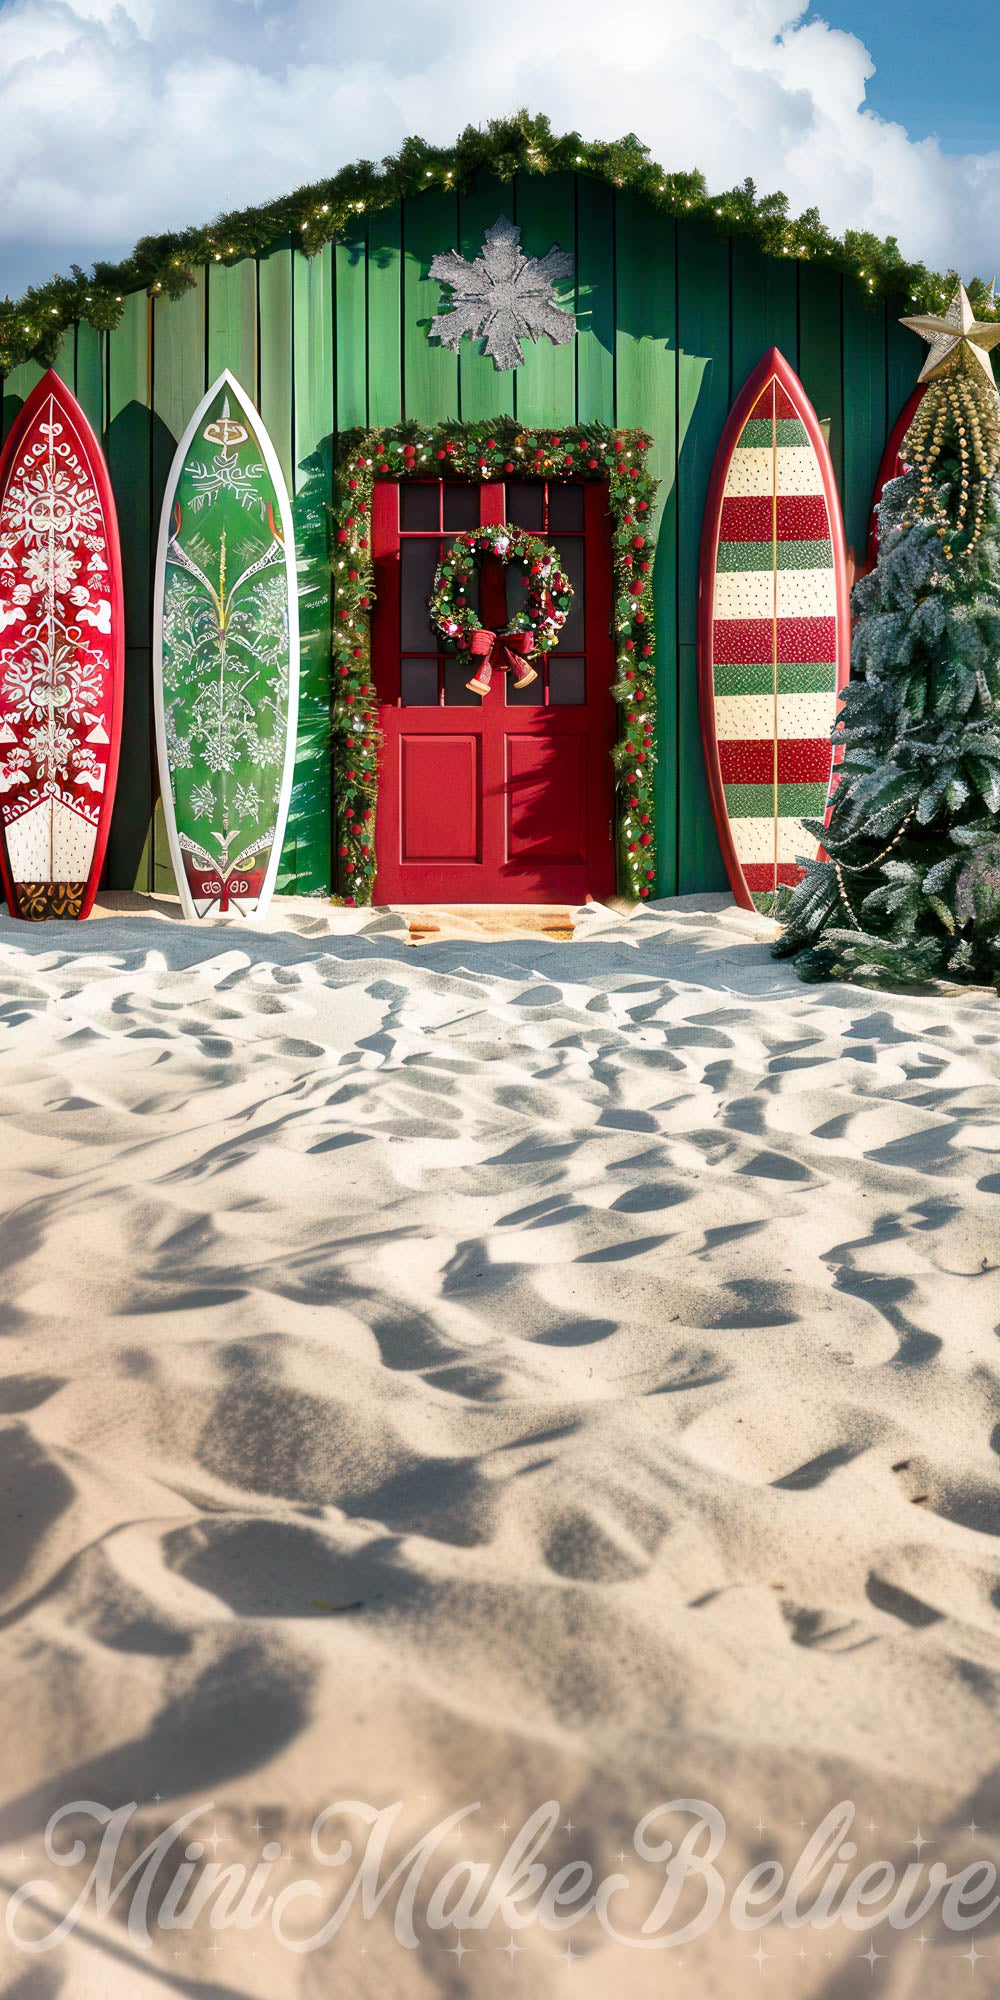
[699,348,851,915]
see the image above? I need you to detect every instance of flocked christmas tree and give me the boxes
[774,283,1000,986]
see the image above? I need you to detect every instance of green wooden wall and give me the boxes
[0,175,925,900]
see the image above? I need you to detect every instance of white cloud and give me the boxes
[0,0,997,297]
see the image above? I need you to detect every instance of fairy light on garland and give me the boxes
[1,114,988,379]
[330,419,659,905]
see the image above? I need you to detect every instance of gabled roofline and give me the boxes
[0,110,984,379]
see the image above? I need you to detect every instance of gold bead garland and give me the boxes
[901,368,1000,562]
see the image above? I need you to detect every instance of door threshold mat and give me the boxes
[399,905,576,945]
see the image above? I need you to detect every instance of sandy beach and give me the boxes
[1,893,999,1998]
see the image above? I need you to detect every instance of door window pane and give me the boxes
[548,483,585,530]
[443,484,479,530]
[552,537,585,649]
[400,658,440,706]
[548,658,586,705]
[400,541,442,649]
[443,658,485,706]
[505,666,544,706]
[400,483,440,531]
[505,481,545,530]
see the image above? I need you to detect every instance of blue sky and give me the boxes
[820,3,999,154]
[2,0,999,299]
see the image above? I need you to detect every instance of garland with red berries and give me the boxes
[331,420,658,904]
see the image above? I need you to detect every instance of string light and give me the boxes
[2,125,989,373]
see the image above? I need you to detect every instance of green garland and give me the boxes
[331,419,658,904]
[428,524,572,658]
[2,112,991,378]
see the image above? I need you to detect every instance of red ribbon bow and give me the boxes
[466,629,538,696]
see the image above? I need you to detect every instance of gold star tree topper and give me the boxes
[900,282,1000,386]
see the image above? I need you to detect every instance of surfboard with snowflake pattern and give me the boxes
[0,369,124,920]
[153,370,299,921]
[699,348,850,915]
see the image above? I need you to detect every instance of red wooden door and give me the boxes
[372,477,616,903]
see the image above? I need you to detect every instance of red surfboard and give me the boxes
[0,370,124,919]
[864,386,924,572]
[699,349,851,914]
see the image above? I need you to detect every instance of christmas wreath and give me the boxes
[427,524,573,697]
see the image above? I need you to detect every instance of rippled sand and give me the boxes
[1,894,998,1998]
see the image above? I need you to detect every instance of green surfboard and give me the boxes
[153,371,299,920]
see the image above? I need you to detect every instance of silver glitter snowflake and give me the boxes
[429,215,575,372]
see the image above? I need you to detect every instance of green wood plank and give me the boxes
[108,643,153,894]
[1,361,43,440]
[149,273,207,895]
[105,294,152,889]
[294,243,334,476]
[616,195,678,898]
[283,243,335,896]
[367,207,402,431]
[335,221,368,431]
[402,192,460,425]
[207,257,257,392]
[798,263,844,497]
[677,222,731,648]
[513,171,576,431]
[676,219,731,893]
[107,294,150,648]
[152,272,206,456]
[457,175,515,424]
[258,238,294,491]
[74,323,104,435]
[575,176,615,425]
[46,332,75,394]
[730,235,798,389]
[886,294,924,428]
[843,287,887,556]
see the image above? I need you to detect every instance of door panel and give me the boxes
[372,476,616,903]
[507,733,588,864]
[401,735,481,862]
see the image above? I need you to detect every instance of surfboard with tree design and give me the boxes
[153,371,299,920]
